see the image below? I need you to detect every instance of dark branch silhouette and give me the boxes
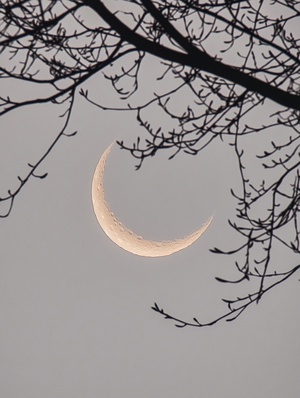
[1,0,299,327]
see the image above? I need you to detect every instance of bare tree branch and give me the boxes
[1,0,299,328]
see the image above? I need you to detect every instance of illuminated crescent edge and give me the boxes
[91,142,213,257]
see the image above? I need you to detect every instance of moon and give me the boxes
[91,142,213,257]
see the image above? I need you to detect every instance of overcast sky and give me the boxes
[1,19,300,398]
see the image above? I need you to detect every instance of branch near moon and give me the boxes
[91,143,213,257]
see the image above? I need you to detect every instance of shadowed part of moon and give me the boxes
[91,142,213,257]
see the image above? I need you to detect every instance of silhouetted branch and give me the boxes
[0,89,77,218]
[152,264,300,328]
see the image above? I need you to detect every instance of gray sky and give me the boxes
[1,27,300,398]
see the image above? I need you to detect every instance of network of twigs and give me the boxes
[0,0,299,327]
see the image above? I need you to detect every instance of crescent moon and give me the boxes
[91,142,213,257]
